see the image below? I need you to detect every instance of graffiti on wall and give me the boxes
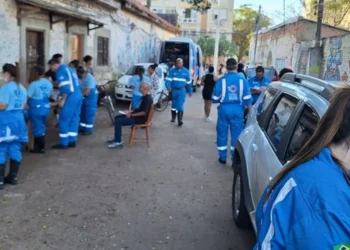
[115,13,158,73]
[324,37,343,81]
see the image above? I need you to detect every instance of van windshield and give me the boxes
[125,65,163,79]
[160,42,190,69]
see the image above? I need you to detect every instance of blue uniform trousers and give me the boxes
[171,88,186,112]
[217,104,244,161]
[131,94,142,110]
[28,99,50,137]
[0,142,22,164]
[79,94,98,133]
[59,98,82,146]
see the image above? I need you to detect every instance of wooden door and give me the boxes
[26,30,45,81]
[71,34,84,61]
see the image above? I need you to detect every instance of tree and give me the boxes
[196,36,215,62]
[304,0,350,28]
[186,0,211,13]
[219,34,237,58]
[232,7,271,61]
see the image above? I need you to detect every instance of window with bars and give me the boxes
[97,37,109,66]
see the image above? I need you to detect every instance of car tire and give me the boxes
[232,165,252,229]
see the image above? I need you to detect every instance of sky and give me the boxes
[234,0,303,25]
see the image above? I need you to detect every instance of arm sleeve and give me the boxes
[85,75,94,89]
[27,83,35,98]
[57,68,73,94]
[129,76,136,87]
[263,78,272,86]
[185,70,193,94]
[243,79,253,106]
[286,210,350,250]
[0,85,10,104]
[211,79,222,103]
[248,78,253,88]
[165,70,173,89]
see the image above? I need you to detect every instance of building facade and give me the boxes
[149,0,234,42]
[0,0,177,85]
[249,17,350,73]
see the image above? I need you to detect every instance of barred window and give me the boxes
[97,37,109,66]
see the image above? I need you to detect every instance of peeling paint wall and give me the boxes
[0,0,176,85]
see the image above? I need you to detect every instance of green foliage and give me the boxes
[305,0,350,28]
[232,6,271,61]
[196,36,215,59]
[219,34,237,57]
[186,0,211,13]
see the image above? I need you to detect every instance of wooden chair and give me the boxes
[129,105,155,147]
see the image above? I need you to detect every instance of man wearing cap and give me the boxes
[165,58,192,126]
[49,58,83,149]
[248,66,271,104]
[212,58,252,164]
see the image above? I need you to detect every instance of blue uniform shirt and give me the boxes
[255,148,350,249]
[56,64,82,99]
[129,75,151,96]
[165,67,193,94]
[0,81,27,111]
[81,73,96,91]
[248,76,271,104]
[27,78,53,100]
[211,72,252,106]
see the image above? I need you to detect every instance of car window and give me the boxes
[126,65,147,75]
[266,94,298,150]
[257,87,278,125]
[285,105,320,162]
[246,68,276,80]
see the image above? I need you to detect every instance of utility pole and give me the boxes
[213,0,220,73]
[252,5,261,66]
[315,0,324,47]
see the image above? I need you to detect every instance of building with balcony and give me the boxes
[149,0,234,42]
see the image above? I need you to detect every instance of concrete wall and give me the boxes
[249,18,350,75]
[0,0,176,85]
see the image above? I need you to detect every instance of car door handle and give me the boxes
[252,143,259,152]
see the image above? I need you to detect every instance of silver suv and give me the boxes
[231,73,342,233]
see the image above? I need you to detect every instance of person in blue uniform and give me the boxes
[248,66,271,104]
[77,66,98,135]
[165,58,192,126]
[49,58,82,149]
[129,67,151,109]
[27,65,53,153]
[255,86,350,249]
[0,64,28,189]
[212,58,252,164]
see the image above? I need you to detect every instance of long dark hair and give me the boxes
[2,63,17,82]
[137,67,145,81]
[266,85,350,200]
[238,63,247,78]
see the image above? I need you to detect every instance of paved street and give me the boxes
[0,92,256,250]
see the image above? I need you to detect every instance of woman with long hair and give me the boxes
[129,67,151,109]
[237,63,247,79]
[201,66,217,122]
[0,64,28,189]
[77,66,98,135]
[255,86,350,249]
[27,65,53,153]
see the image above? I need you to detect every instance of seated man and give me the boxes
[108,82,153,149]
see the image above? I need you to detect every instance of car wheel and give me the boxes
[232,165,252,229]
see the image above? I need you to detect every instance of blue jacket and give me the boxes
[211,72,252,107]
[165,67,192,94]
[248,76,271,103]
[255,148,350,249]
[56,64,82,101]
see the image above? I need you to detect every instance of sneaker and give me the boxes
[108,142,123,149]
[205,117,212,122]
[218,158,227,165]
[52,144,68,149]
[107,136,122,143]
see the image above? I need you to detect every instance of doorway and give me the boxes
[26,30,45,81]
[70,34,84,61]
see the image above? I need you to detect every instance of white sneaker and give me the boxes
[205,117,212,122]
